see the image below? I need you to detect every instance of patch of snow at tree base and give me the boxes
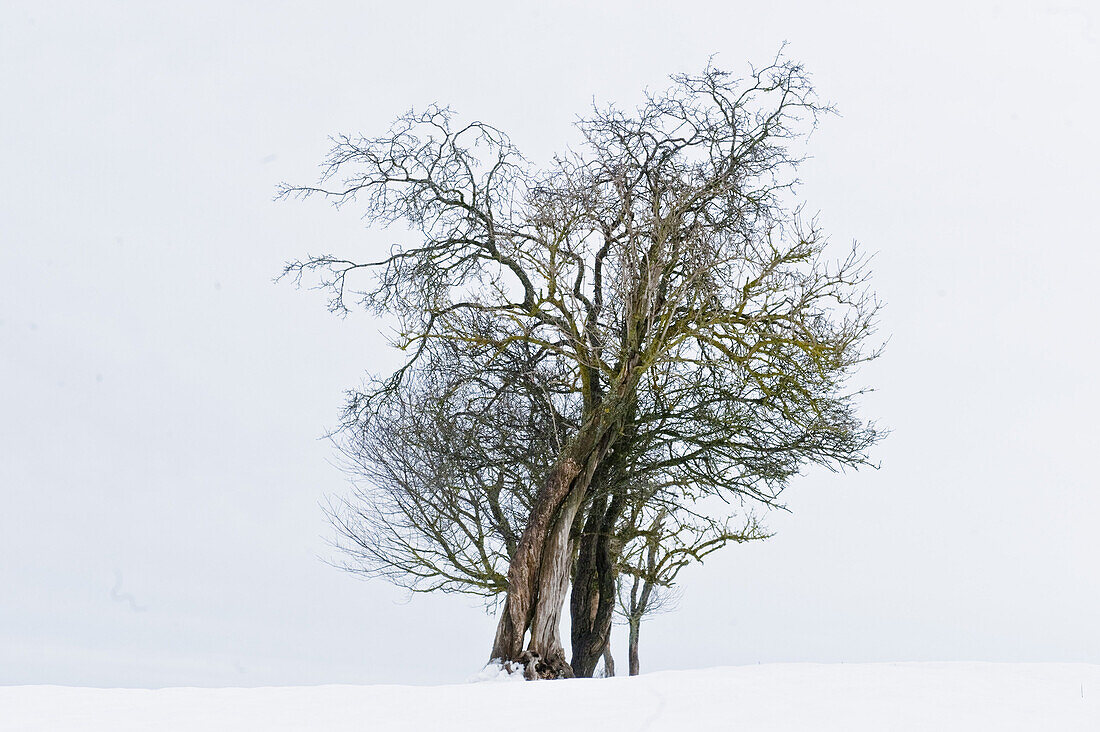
[466,661,526,683]
[2,663,1097,731]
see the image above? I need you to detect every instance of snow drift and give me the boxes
[2,663,1098,731]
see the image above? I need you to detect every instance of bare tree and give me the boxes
[282,52,882,678]
[614,504,769,676]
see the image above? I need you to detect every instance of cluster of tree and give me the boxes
[281,53,882,679]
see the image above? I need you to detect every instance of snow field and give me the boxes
[2,663,1098,731]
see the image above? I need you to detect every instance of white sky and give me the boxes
[2,0,1098,687]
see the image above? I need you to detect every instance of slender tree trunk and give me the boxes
[627,513,661,677]
[602,643,616,677]
[628,616,641,676]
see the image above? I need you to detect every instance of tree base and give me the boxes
[505,650,575,680]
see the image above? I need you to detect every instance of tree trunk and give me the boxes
[489,421,611,678]
[569,494,605,678]
[491,371,640,679]
[628,616,641,676]
[570,487,624,677]
[525,483,587,676]
[624,509,661,677]
[602,643,616,677]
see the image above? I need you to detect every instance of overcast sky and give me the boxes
[2,0,1098,687]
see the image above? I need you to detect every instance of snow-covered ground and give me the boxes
[2,663,1098,731]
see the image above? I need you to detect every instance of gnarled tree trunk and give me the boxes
[492,368,641,679]
[490,422,611,678]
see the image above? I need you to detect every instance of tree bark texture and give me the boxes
[602,643,616,677]
[490,421,612,678]
[628,617,641,676]
[570,488,624,677]
[492,368,640,679]
[489,456,581,672]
